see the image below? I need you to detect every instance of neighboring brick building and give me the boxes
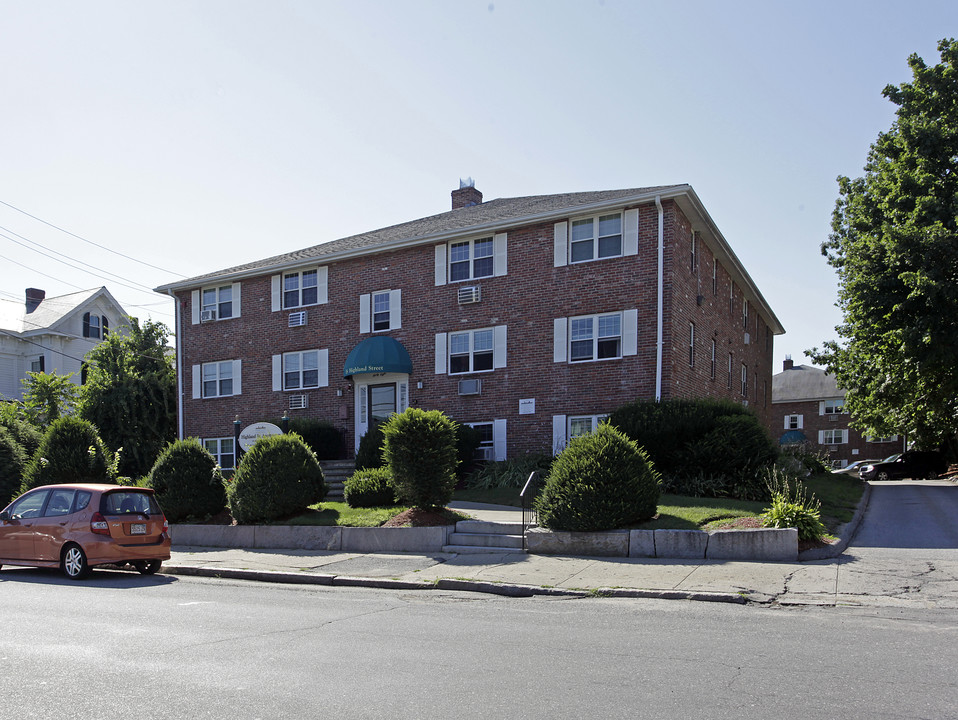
[155,183,784,469]
[770,357,905,468]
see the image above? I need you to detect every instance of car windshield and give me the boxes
[102,491,160,516]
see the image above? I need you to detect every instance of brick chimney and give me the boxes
[25,288,45,313]
[783,355,794,371]
[451,178,482,209]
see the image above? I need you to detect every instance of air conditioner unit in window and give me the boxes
[476,446,495,461]
[828,414,838,422]
[458,379,481,396]
[200,309,217,323]
[289,394,308,409]
[288,311,307,327]
[458,285,481,304]
[743,332,750,345]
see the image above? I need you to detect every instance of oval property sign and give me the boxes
[239,422,283,451]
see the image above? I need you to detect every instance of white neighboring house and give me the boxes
[0,287,127,401]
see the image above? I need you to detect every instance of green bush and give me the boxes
[270,417,343,460]
[355,422,386,470]
[0,411,42,459]
[146,438,226,522]
[227,433,327,524]
[535,423,661,531]
[20,417,113,492]
[464,454,553,491]
[0,427,27,507]
[761,470,827,541]
[344,467,398,508]
[382,408,458,509]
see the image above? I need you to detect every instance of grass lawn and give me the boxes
[274,502,412,527]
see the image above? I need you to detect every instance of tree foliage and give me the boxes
[20,371,79,427]
[811,39,958,450]
[77,318,177,478]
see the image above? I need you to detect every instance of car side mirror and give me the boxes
[0,511,9,521]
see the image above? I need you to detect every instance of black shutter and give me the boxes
[82,312,91,338]
[102,316,109,337]
[39,356,45,372]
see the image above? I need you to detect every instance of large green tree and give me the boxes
[810,39,958,450]
[78,317,177,478]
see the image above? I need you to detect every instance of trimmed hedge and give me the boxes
[355,422,386,470]
[0,427,26,507]
[0,413,42,459]
[270,417,343,460]
[146,438,226,522]
[535,423,660,532]
[227,433,327,524]
[20,417,113,492]
[344,467,397,508]
[382,408,458,509]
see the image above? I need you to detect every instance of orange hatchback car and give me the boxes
[0,484,171,579]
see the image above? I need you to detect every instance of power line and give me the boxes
[0,198,187,278]
[0,251,85,290]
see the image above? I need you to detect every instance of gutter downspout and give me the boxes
[165,289,184,440]
[655,195,664,402]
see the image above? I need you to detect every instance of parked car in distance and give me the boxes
[831,460,881,476]
[0,484,171,580]
[859,451,947,482]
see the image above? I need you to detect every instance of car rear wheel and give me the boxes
[61,544,90,580]
[133,559,162,575]
[876,470,891,482]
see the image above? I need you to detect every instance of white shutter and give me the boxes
[192,364,201,399]
[819,401,825,416]
[434,244,447,286]
[231,283,241,318]
[797,415,803,429]
[232,360,242,396]
[493,418,507,462]
[553,318,568,363]
[390,289,401,329]
[552,415,567,455]
[271,275,281,312]
[624,208,639,256]
[493,325,507,369]
[493,233,507,276]
[398,382,409,413]
[359,294,371,333]
[272,355,282,392]
[318,349,329,388]
[317,267,328,305]
[553,222,568,267]
[784,416,790,430]
[435,333,447,374]
[622,309,638,356]
[191,290,200,325]
[818,430,825,444]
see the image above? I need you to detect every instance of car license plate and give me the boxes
[131,523,147,535]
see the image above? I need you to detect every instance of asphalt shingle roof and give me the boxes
[772,364,844,402]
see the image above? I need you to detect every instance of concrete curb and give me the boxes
[798,481,872,561]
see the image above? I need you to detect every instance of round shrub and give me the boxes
[535,423,661,532]
[344,467,398,508]
[227,433,327,524]
[20,416,113,492]
[146,438,226,522]
[355,422,386,470]
[382,408,458,509]
[0,427,27,507]
[0,414,42,459]
[271,417,344,460]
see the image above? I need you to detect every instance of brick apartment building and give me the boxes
[770,357,905,468]
[155,183,784,469]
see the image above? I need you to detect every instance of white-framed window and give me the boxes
[204,438,235,470]
[785,414,803,430]
[727,353,733,390]
[820,398,845,415]
[690,231,697,273]
[570,213,622,263]
[372,292,391,331]
[712,261,718,295]
[202,285,234,320]
[571,313,621,362]
[284,269,319,309]
[468,422,495,460]
[866,434,899,443]
[742,299,749,330]
[360,290,401,333]
[450,237,494,282]
[710,339,716,380]
[820,429,848,445]
[569,414,609,439]
[688,322,695,368]
[82,312,108,339]
[450,329,495,374]
[283,350,321,390]
[202,361,234,398]
[729,283,735,316]
[741,363,748,397]
[30,356,44,373]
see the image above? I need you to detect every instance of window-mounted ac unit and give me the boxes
[743,332,750,345]
[828,414,839,422]
[475,446,494,461]
[458,379,481,396]
[288,311,307,327]
[289,394,308,409]
[458,285,481,304]
[200,309,217,323]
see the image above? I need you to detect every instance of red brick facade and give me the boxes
[163,187,781,464]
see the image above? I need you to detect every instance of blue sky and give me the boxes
[1,0,955,368]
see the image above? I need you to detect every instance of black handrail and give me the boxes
[519,471,542,550]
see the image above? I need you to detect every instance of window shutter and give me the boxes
[784,416,790,430]
[493,419,507,462]
[232,282,242,317]
[553,222,568,267]
[398,382,409,413]
[493,325,507,368]
[318,349,329,388]
[82,312,91,338]
[435,333,447,374]
[191,291,200,324]
[317,267,328,305]
[622,309,638,356]
[359,294,371,333]
[818,430,825,444]
[553,318,568,363]
[102,316,109,337]
[271,275,281,312]
[798,416,803,429]
[390,289,401,329]
[232,360,242,395]
[272,355,282,392]
[624,208,639,256]
[192,365,201,399]
[434,244,447,286]
[819,401,825,416]
[552,415,567,455]
[38,356,45,372]
[493,233,507,276]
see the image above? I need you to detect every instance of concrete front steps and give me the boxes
[319,460,354,501]
[443,520,527,554]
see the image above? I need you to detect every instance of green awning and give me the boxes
[343,336,413,378]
